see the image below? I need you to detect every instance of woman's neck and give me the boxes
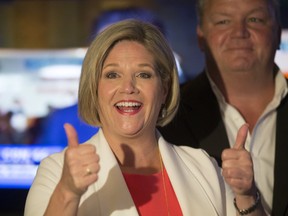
[104,130,161,174]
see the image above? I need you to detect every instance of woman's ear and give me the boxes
[162,84,168,104]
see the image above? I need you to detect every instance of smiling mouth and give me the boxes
[226,46,253,51]
[115,101,142,113]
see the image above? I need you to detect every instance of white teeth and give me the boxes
[116,102,141,107]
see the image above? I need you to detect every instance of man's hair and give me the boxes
[195,0,281,26]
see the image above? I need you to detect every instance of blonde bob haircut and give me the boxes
[78,19,179,127]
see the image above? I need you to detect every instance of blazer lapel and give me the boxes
[181,72,230,166]
[78,129,139,216]
[272,93,288,216]
[158,136,225,216]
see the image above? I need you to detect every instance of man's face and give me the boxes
[197,0,280,74]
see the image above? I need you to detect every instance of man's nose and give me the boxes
[231,21,250,38]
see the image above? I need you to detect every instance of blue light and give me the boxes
[0,145,64,189]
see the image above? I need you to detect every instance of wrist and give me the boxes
[234,190,261,215]
[56,181,81,204]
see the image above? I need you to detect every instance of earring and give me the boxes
[161,106,167,118]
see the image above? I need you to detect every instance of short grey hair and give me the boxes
[195,0,281,26]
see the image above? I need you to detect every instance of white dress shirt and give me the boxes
[208,70,288,214]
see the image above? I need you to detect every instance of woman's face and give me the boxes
[98,40,167,138]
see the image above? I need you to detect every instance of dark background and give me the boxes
[0,0,287,79]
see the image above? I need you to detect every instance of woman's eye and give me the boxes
[105,72,119,79]
[136,72,152,79]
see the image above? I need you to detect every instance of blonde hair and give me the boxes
[78,19,179,127]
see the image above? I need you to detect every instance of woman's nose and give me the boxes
[120,77,139,94]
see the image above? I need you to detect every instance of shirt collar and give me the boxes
[206,70,288,109]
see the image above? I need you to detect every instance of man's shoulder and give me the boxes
[181,72,207,90]
[180,72,213,100]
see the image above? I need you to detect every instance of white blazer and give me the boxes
[24,129,234,216]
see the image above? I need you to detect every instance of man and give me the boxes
[159,0,288,215]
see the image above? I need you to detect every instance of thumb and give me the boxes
[64,123,79,148]
[233,124,249,150]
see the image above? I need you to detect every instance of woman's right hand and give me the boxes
[60,123,100,198]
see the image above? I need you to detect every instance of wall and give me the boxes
[0,0,287,78]
[0,0,202,78]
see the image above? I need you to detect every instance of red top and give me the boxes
[123,167,183,216]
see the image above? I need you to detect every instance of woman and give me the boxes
[24,20,265,216]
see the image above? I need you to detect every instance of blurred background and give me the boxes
[0,0,287,215]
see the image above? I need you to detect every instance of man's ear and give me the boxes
[196,25,205,52]
[276,25,282,50]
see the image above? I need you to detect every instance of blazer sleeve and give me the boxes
[24,152,64,216]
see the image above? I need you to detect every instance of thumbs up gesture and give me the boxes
[59,123,100,198]
[221,124,256,196]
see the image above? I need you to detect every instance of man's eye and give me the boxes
[248,17,264,23]
[136,72,152,79]
[105,72,119,79]
[216,20,230,25]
